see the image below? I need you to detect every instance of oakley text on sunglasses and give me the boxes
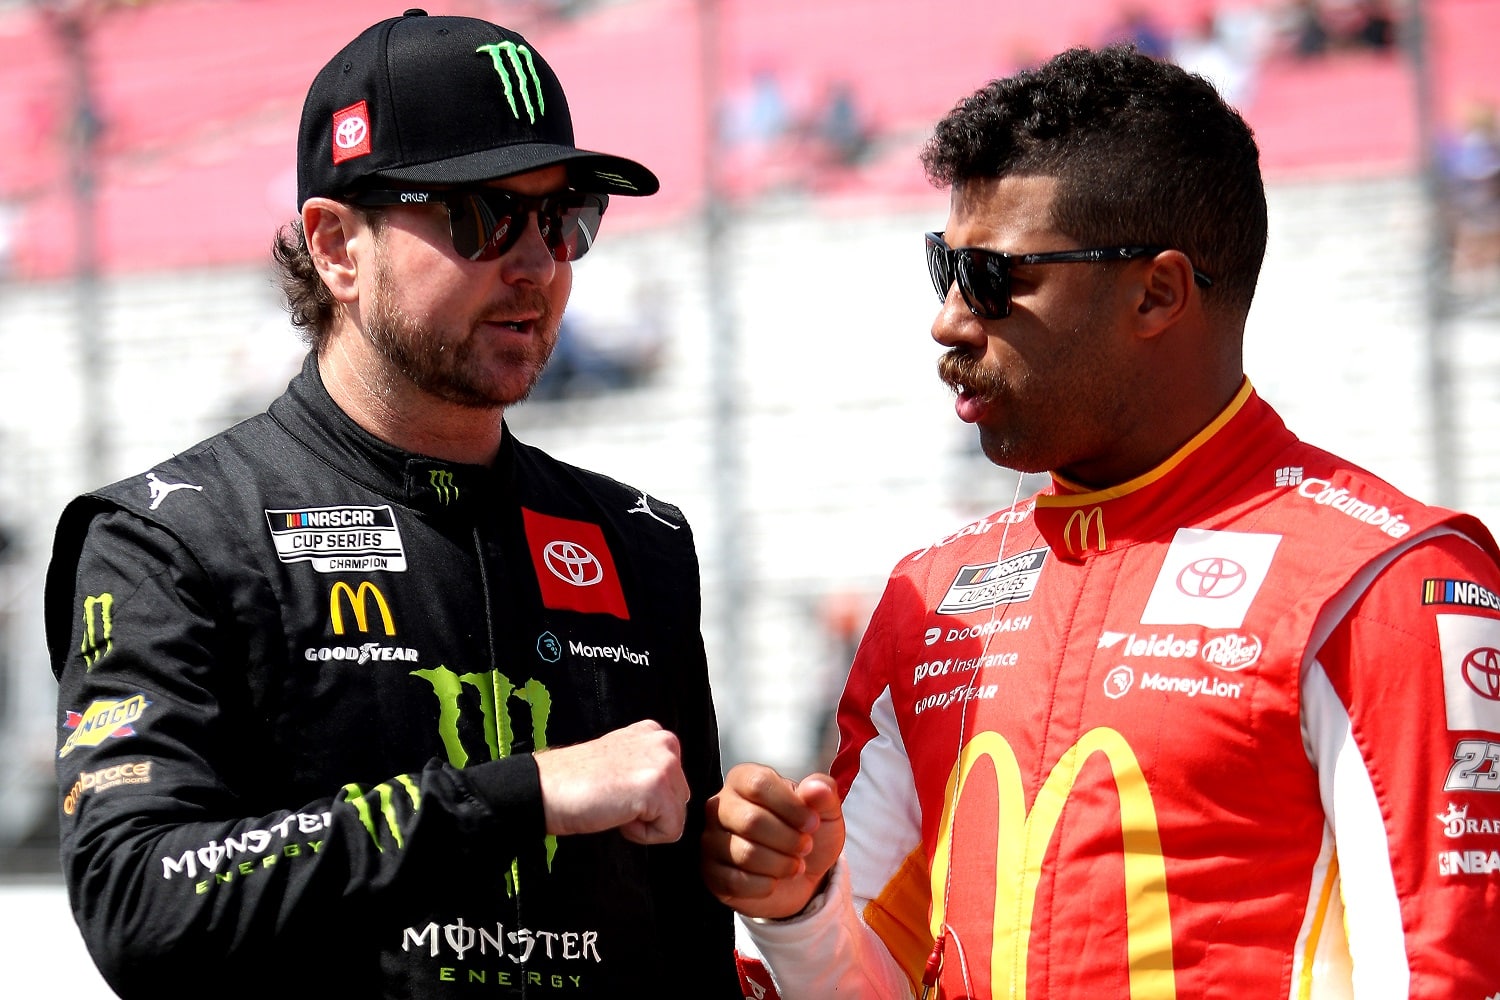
[925,231,1214,319]
[346,188,610,262]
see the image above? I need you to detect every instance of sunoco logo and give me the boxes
[60,694,149,758]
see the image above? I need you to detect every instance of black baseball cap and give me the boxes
[296,8,659,208]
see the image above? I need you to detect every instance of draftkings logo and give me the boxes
[476,42,545,123]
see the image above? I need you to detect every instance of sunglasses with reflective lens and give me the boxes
[346,188,610,262]
[924,231,1213,319]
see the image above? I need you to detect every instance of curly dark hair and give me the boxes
[921,45,1267,317]
[271,220,337,352]
[271,208,383,352]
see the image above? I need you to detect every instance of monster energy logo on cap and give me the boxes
[477,42,545,124]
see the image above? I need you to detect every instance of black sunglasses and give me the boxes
[925,231,1214,319]
[345,188,610,262]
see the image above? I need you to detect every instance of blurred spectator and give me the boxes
[1286,0,1331,58]
[1105,3,1172,59]
[721,66,794,149]
[808,79,873,172]
[1350,0,1397,50]
[532,283,669,400]
[1277,0,1399,58]
[1171,8,1262,108]
[1444,100,1500,294]
[718,63,808,196]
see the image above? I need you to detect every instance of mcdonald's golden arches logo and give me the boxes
[930,728,1176,998]
[1063,506,1107,555]
[330,581,395,636]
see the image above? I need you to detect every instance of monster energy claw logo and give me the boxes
[412,665,556,895]
[342,775,421,852]
[429,469,459,505]
[477,42,545,124]
[81,593,114,669]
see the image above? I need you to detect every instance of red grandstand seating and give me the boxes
[0,0,1494,279]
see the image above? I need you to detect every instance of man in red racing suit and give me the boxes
[703,46,1500,1000]
[733,382,1500,998]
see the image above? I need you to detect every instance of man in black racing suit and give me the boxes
[45,11,738,998]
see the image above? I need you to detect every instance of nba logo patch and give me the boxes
[521,508,630,620]
[332,100,372,165]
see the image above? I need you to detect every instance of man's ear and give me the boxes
[302,198,366,305]
[1133,249,1198,340]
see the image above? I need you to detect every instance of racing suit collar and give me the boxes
[269,350,513,515]
[1032,380,1292,561]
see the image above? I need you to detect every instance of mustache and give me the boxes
[937,348,1004,398]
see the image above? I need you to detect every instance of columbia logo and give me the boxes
[1274,466,1304,487]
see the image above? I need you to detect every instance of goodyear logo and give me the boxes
[60,694,150,759]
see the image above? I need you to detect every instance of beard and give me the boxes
[364,257,559,409]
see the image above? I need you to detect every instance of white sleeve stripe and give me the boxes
[842,684,924,903]
[1302,659,1409,997]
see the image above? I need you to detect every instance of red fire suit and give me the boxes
[737,382,1500,999]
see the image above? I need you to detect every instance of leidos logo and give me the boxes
[930,729,1174,997]
[80,593,114,670]
[476,42,545,123]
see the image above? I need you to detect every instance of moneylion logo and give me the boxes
[429,469,459,505]
[81,593,114,670]
[1063,506,1106,556]
[476,42,545,123]
[929,728,1175,997]
[330,581,395,636]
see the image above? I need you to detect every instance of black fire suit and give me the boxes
[45,352,738,998]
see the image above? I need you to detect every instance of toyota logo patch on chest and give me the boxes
[1140,528,1282,628]
[544,541,604,586]
[521,508,630,619]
